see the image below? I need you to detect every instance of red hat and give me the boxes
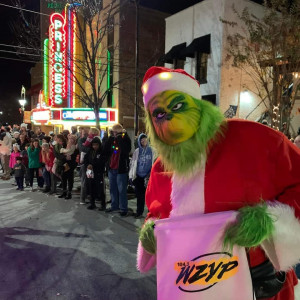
[141,66,201,107]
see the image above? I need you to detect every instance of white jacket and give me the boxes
[0,133,12,155]
[129,147,156,181]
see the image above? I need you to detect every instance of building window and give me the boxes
[174,58,185,69]
[196,52,208,83]
[202,94,216,105]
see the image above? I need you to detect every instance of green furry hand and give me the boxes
[139,220,156,255]
[223,203,274,251]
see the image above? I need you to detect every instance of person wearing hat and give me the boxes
[129,133,155,219]
[137,66,300,299]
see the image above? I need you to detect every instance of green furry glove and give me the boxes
[139,220,156,255]
[223,203,274,251]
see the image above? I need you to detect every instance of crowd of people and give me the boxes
[0,123,155,218]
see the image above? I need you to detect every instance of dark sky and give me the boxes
[0,0,39,124]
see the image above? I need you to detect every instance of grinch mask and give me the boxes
[147,90,201,145]
[146,92,226,174]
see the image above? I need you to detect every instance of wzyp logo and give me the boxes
[175,252,239,293]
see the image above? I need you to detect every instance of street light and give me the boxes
[18,85,26,123]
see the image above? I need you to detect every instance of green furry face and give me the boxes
[147,91,201,145]
[146,93,226,174]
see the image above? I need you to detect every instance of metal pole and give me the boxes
[134,0,140,136]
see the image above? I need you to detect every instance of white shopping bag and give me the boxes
[154,211,254,300]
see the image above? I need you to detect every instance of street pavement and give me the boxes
[0,176,156,300]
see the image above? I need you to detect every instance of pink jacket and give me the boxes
[9,151,20,168]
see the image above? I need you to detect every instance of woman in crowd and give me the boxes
[58,135,78,199]
[27,138,44,191]
[51,134,66,194]
[19,133,29,151]
[84,137,106,210]
[41,143,55,193]
[129,133,154,218]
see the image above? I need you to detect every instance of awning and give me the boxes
[183,34,211,57]
[162,42,187,64]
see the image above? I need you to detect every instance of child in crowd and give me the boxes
[41,143,55,193]
[9,144,21,177]
[82,128,100,148]
[13,156,26,191]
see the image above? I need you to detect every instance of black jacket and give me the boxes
[84,138,105,176]
[13,163,26,177]
[103,132,131,174]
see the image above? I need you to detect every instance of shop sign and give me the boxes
[62,109,108,121]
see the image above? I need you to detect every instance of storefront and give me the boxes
[31,106,118,134]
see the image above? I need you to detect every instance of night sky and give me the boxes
[0,0,39,124]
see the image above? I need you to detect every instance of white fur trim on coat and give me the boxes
[142,71,201,107]
[170,165,206,217]
[136,241,156,273]
[261,202,300,271]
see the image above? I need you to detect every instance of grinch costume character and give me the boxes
[137,66,300,300]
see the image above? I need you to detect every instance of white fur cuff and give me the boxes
[261,202,300,271]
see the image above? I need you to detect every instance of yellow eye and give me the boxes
[172,102,183,111]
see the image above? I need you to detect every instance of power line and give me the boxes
[0,43,43,52]
[0,49,41,57]
[0,56,40,63]
[0,2,50,16]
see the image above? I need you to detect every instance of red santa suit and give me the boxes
[141,119,300,300]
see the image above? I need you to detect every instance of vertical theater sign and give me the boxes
[49,13,66,107]
[32,5,118,129]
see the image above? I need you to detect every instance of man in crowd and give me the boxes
[104,123,131,217]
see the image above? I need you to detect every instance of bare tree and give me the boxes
[222,0,300,132]
[10,0,41,61]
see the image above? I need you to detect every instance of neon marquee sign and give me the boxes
[49,13,67,107]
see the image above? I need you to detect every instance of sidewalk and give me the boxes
[21,171,146,230]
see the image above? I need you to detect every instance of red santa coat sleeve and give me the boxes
[145,158,172,221]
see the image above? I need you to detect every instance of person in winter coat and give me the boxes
[0,127,12,180]
[41,143,55,193]
[19,133,29,151]
[58,135,78,200]
[84,137,106,210]
[129,134,155,218]
[9,144,21,170]
[51,134,66,193]
[103,124,131,216]
[13,156,26,191]
[27,138,44,191]
[77,127,91,204]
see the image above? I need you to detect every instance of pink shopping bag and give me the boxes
[154,211,254,300]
